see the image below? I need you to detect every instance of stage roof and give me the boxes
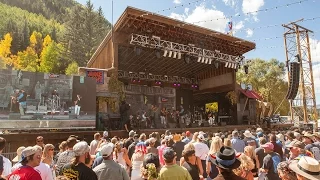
[88,6,256,78]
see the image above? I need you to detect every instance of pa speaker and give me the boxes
[286,62,300,100]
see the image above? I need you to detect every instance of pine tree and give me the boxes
[21,17,30,50]
[6,19,20,54]
[83,0,97,63]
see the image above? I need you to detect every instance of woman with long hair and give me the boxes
[233,154,255,180]
[180,143,203,177]
[131,142,147,180]
[276,162,297,180]
[206,137,223,179]
[244,146,259,176]
[42,144,56,179]
[113,142,131,172]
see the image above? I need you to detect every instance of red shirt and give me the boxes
[8,166,42,180]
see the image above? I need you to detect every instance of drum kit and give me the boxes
[40,93,61,112]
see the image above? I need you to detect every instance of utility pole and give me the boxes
[282,19,318,131]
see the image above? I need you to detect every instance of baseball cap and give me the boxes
[163,147,176,160]
[73,141,90,156]
[186,131,191,136]
[20,146,38,162]
[100,143,114,157]
[197,134,205,141]
[286,140,304,149]
[261,142,274,150]
[257,132,264,137]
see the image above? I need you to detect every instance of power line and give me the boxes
[186,0,312,24]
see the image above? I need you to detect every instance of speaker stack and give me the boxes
[286,62,300,100]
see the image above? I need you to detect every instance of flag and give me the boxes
[228,21,233,31]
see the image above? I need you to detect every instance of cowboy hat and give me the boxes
[211,146,241,169]
[289,156,320,180]
[243,130,255,138]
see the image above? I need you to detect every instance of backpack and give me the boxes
[271,153,281,174]
[309,144,320,160]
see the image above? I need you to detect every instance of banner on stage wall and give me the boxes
[86,70,104,84]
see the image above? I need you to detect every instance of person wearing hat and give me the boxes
[173,134,185,165]
[285,131,295,145]
[8,146,42,180]
[259,142,281,180]
[194,134,209,178]
[182,131,192,144]
[159,147,192,180]
[302,133,320,160]
[0,137,11,177]
[12,146,26,165]
[210,146,245,180]
[56,137,77,175]
[286,140,309,161]
[243,130,255,146]
[124,130,135,151]
[93,143,129,180]
[289,156,320,180]
[60,141,97,180]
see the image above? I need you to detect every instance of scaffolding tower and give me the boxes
[283,19,318,131]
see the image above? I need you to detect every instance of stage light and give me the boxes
[163,50,168,57]
[228,63,232,68]
[173,51,177,58]
[225,62,229,68]
[138,78,141,83]
[192,84,195,88]
[197,57,202,62]
[177,52,182,59]
[184,55,190,64]
[173,82,177,87]
[214,62,219,68]
[168,51,173,58]
[209,59,212,64]
[205,58,209,64]
[177,83,181,87]
[132,78,136,83]
[202,57,205,63]
[158,81,162,85]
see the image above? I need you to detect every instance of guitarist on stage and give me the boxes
[17,89,27,115]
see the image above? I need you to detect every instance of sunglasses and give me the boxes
[49,149,54,151]
[37,140,43,142]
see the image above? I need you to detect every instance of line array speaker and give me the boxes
[286,62,300,100]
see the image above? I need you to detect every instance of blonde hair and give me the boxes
[209,137,223,154]
[184,142,195,151]
[233,154,255,176]
[42,144,54,160]
[244,146,256,159]
[191,132,199,143]
[224,138,232,147]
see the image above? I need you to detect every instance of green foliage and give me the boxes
[236,58,290,115]
[65,61,79,76]
[0,0,111,73]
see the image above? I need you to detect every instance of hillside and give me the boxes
[0,0,111,73]
[0,0,77,23]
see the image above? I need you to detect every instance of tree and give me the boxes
[0,33,13,67]
[17,46,39,72]
[30,31,43,56]
[40,41,63,73]
[236,58,290,115]
[21,17,30,50]
[65,61,79,75]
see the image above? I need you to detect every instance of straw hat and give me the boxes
[243,130,255,138]
[289,156,320,180]
[12,146,25,163]
[173,134,181,142]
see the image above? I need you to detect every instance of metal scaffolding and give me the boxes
[283,19,318,130]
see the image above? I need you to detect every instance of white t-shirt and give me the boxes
[0,155,12,176]
[90,140,99,155]
[11,162,53,180]
[193,142,209,160]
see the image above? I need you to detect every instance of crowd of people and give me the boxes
[0,127,320,180]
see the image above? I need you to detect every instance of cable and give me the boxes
[189,0,312,24]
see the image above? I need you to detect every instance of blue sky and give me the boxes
[76,0,320,101]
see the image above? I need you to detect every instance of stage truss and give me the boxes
[130,34,245,69]
[283,19,318,129]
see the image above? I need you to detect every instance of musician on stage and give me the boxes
[10,90,20,113]
[160,107,168,128]
[74,94,82,118]
[148,105,157,128]
[17,89,27,115]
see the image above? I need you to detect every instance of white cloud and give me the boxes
[173,0,182,4]
[184,7,189,15]
[234,21,244,31]
[242,0,264,21]
[246,29,253,37]
[309,38,320,97]
[169,4,228,32]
